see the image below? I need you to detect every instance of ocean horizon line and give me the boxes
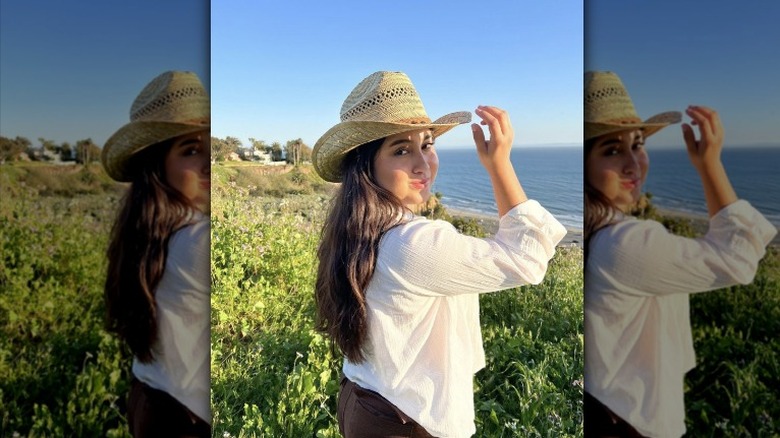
[648,143,780,150]
[441,143,583,150]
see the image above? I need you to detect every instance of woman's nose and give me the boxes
[412,151,431,174]
[623,151,640,175]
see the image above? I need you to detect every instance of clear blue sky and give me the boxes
[211,0,583,150]
[0,0,209,148]
[5,2,778,151]
[586,0,780,148]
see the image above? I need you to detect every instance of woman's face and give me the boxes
[373,128,438,209]
[164,130,211,213]
[586,128,648,212]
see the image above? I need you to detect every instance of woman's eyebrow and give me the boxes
[176,138,201,148]
[597,138,622,148]
[388,132,434,147]
[387,138,411,147]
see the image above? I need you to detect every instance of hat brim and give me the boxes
[102,120,210,181]
[585,111,682,142]
[312,111,471,182]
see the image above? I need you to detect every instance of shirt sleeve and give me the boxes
[376,199,567,297]
[588,200,777,297]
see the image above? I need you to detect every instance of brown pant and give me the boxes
[127,377,210,438]
[338,377,436,438]
[584,392,648,438]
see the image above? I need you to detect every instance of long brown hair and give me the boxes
[314,138,406,363]
[584,137,619,259]
[104,140,195,363]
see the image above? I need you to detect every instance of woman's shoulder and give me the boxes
[590,216,669,257]
[388,214,458,239]
[168,212,209,259]
[162,212,210,292]
[173,211,210,238]
[378,215,464,261]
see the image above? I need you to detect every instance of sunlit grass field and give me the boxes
[1,163,132,437]
[1,162,777,437]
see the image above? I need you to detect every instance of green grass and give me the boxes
[0,161,125,198]
[3,162,776,437]
[210,170,584,437]
[212,162,333,198]
[685,246,780,436]
[0,164,132,437]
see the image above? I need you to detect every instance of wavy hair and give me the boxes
[584,137,619,260]
[314,138,406,363]
[104,140,195,363]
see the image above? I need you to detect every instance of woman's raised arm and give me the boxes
[681,105,738,217]
[471,106,528,217]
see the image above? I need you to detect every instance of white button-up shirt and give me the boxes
[584,200,776,438]
[343,200,567,438]
[133,214,211,424]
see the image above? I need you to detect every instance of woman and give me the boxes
[312,71,567,438]
[101,70,211,437]
[583,71,777,437]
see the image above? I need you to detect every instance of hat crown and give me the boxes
[584,71,642,125]
[129,70,209,124]
[312,71,470,183]
[101,70,210,182]
[339,71,432,125]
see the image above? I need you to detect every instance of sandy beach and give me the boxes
[448,207,584,248]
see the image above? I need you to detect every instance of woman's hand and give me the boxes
[681,105,724,171]
[470,105,527,216]
[471,105,514,172]
[681,105,737,216]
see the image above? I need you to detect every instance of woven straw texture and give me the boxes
[101,71,210,182]
[313,71,470,182]
[585,71,680,141]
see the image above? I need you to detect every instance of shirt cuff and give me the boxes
[498,199,568,247]
[710,199,777,246]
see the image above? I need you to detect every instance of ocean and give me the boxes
[433,147,583,230]
[432,146,780,230]
[643,146,780,225]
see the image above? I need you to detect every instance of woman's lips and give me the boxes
[621,179,640,189]
[411,179,429,190]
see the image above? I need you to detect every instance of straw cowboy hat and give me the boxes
[585,71,681,142]
[312,71,471,182]
[101,70,210,181]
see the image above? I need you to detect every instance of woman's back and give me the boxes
[345,200,565,437]
[131,215,210,423]
[584,200,775,437]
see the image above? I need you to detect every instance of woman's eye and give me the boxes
[604,147,619,156]
[422,142,434,150]
[394,148,408,156]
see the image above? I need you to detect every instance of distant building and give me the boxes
[25,147,63,163]
[41,148,63,163]
[238,147,272,163]
[255,150,272,163]
[227,151,241,161]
